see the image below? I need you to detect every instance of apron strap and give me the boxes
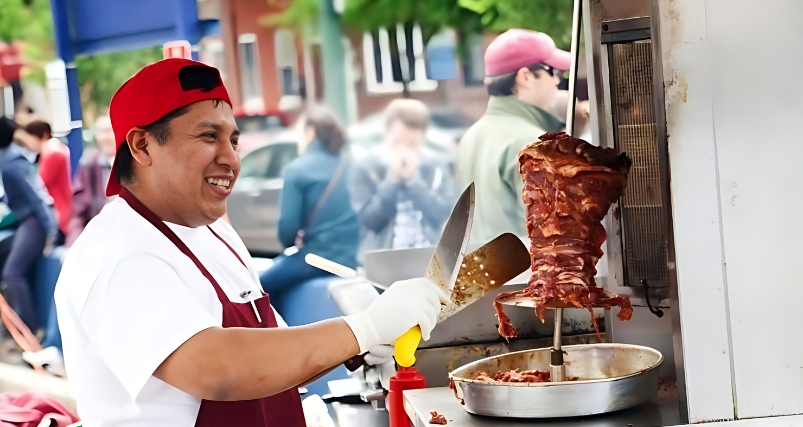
[206,226,247,269]
[119,187,232,304]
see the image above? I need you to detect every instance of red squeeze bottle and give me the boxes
[387,366,426,427]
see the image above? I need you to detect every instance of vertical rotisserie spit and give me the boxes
[495,132,633,339]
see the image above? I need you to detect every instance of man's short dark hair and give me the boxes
[25,120,52,140]
[486,63,553,96]
[115,99,223,185]
[0,118,18,149]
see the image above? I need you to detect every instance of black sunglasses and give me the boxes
[529,64,563,78]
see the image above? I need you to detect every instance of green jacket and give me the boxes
[456,96,563,243]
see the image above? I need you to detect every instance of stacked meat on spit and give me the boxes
[495,132,633,339]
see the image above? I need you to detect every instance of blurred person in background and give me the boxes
[258,106,358,294]
[0,118,57,332]
[350,99,455,261]
[457,29,569,243]
[68,111,116,245]
[19,121,71,246]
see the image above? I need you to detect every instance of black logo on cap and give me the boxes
[178,65,222,92]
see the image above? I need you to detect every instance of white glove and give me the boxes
[364,344,394,365]
[365,345,395,389]
[342,277,445,353]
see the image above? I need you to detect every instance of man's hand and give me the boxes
[365,344,395,389]
[364,344,394,365]
[341,278,445,354]
[388,148,420,181]
[43,234,55,257]
[574,100,591,136]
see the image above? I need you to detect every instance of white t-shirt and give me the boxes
[55,197,286,427]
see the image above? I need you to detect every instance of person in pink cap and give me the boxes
[457,29,569,243]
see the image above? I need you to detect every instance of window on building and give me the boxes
[362,23,437,95]
[461,33,486,86]
[238,33,265,114]
[274,29,300,96]
[425,29,459,81]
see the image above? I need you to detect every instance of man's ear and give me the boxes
[515,67,533,89]
[126,127,153,168]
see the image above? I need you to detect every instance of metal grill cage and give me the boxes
[609,40,668,289]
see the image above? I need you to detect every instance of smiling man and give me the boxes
[55,59,444,426]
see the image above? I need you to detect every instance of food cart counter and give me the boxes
[403,387,680,427]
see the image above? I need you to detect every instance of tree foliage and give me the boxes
[0,0,164,124]
[75,47,163,120]
[459,0,574,48]
[268,0,573,49]
[0,0,55,83]
[340,0,481,44]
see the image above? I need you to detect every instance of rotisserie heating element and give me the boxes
[609,40,669,292]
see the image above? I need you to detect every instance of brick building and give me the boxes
[201,0,492,125]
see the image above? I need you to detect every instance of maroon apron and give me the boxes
[119,187,306,427]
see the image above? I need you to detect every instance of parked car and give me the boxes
[227,132,299,256]
[234,114,288,153]
[228,108,476,255]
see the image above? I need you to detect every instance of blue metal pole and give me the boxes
[49,0,83,177]
[64,67,83,178]
[176,0,201,44]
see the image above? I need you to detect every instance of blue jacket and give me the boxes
[0,144,57,236]
[278,141,359,269]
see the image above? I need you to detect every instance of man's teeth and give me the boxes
[205,177,231,189]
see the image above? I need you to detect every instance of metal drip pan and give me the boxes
[448,343,663,418]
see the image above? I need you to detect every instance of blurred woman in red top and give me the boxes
[19,121,72,245]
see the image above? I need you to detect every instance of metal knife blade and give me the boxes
[393,184,475,368]
[436,233,531,323]
[425,183,475,301]
[344,231,529,373]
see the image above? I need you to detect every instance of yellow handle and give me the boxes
[394,326,421,367]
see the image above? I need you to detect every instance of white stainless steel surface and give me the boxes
[679,0,803,419]
[404,386,680,426]
[449,344,663,418]
[654,0,758,422]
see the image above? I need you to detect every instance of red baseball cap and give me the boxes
[106,58,232,196]
[484,29,571,77]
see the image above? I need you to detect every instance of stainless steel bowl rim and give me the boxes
[448,343,664,387]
